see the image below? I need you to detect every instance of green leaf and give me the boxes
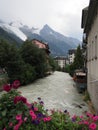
[2,110,6,116]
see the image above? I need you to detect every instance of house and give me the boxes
[54,56,66,69]
[68,49,76,64]
[81,0,98,113]
[32,39,50,55]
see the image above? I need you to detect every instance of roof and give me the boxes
[54,56,66,60]
[32,39,50,54]
[82,0,98,34]
[81,6,88,28]
[68,49,76,55]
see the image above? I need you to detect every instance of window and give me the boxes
[95,35,97,59]
[92,40,94,60]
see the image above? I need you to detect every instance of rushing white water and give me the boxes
[18,71,89,115]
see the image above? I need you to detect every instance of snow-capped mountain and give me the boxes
[0,20,81,56]
[0,21,27,41]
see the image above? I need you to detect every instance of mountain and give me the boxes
[40,24,80,56]
[20,24,80,56]
[0,27,23,46]
[0,21,81,56]
[0,21,27,41]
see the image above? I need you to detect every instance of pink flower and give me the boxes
[9,122,13,127]
[72,115,77,122]
[89,123,97,130]
[24,117,27,122]
[78,121,83,125]
[80,115,83,119]
[29,110,37,120]
[3,84,11,92]
[29,110,34,116]
[34,107,38,111]
[43,116,52,122]
[18,120,23,125]
[86,112,93,118]
[32,114,37,120]
[93,116,98,122]
[14,96,27,104]
[26,102,32,108]
[83,121,89,125]
[16,114,22,121]
[3,128,6,130]
[14,124,20,130]
[12,80,20,89]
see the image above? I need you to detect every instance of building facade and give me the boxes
[68,49,76,64]
[54,56,66,69]
[32,39,50,55]
[81,0,98,113]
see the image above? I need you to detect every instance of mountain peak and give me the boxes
[43,24,52,30]
[44,24,50,28]
[9,21,23,28]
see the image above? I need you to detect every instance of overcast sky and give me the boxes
[0,0,89,40]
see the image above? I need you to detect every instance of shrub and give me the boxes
[0,81,98,130]
[18,63,37,85]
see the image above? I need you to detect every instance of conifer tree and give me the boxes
[73,45,84,69]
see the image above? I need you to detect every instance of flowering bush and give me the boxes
[0,81,98,130]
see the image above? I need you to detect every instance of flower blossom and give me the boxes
[24,117,27,122]
[83,120,89,125]
[89,123,97,130]
[14,120,23,130]
[43,116,52,122]
[29,110,37,120]
[14,96,27,104]
[12,80,20,89]
[16,114,22,121]
[9,122,13,127]
[93,116,98,122]
[3,84,11,92]
[14,124,20,130]
[34,107,38,111]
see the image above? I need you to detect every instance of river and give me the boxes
[18,71,89,115]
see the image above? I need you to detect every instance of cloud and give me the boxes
[0,0,89,40]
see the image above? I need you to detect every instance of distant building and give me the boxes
[68,49,76,64]
[54,56,66,69]
[66,57,70,65]
[32,39,50,55]
[81,0,98,113]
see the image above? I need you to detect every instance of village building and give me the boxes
[68,49,76,64]
[81,0,98,113]
[32,39,50,55]
[54,56,66,69]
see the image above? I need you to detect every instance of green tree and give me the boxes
[0,40,21,82]
[19,63,36,85]
[0,40,36,85]
[69,45,84,76]
[20,40,48,78]
[48,56,58,71]
[73,45,84,69]
[65,64,70,73]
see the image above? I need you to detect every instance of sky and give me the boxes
[0,0,89,41]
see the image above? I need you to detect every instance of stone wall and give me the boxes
[87,10,98,114]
